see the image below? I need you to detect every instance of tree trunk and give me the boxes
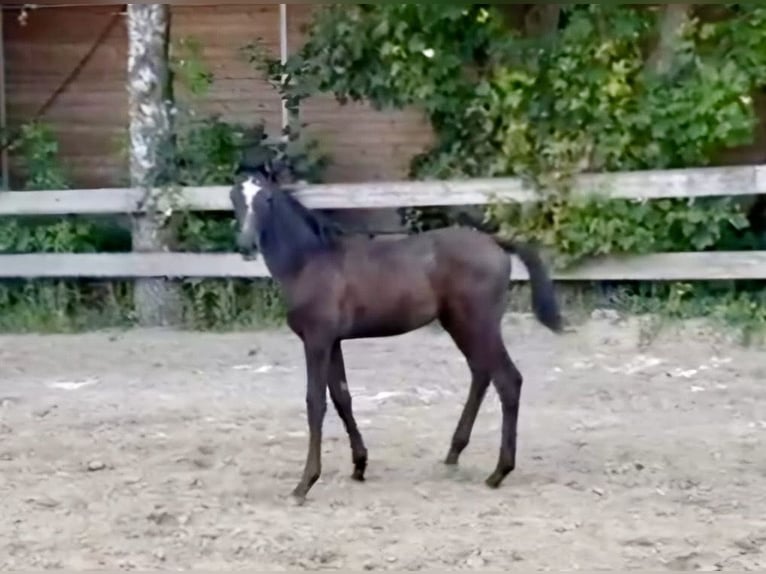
[498,4,561,37]
[645,4,692,76]
[524,4,561,37]
[127,4,181,326]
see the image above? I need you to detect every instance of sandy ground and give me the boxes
[0,313,765,571]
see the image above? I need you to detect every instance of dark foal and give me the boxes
[230,166,564,503]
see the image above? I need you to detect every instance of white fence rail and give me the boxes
[0,164,765,282]
[1,251,766,282]
[0,164,764,216]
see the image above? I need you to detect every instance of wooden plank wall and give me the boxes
[171,4,284,137]
[4,3,763,194]
[3,4,128,188]
[2,3,434,191]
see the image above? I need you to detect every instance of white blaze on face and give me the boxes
[241,177,262,214]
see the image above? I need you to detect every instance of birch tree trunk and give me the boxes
[646,4,692,76]
[127,4,181,326]
[498,4,561,37]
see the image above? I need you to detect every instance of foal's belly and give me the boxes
[342,271,438,339]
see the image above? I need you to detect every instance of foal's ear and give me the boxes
[236,161,261,178]
[268,157,293,184]
[251,170,273,190]
[237,161,273,188]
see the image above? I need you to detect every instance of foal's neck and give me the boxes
[258,214,334,283]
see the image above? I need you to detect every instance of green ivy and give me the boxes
[9,122,70,191]
[249,4,766,263]
[487,195,755,268]
[237,4,766,341]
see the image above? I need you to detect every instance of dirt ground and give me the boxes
[0,313,765,571]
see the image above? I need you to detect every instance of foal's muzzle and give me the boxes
[236,233,257,260]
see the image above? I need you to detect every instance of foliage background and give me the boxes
[3,3,766,340]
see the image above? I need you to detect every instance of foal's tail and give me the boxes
[452,211,564,333]
[493,237,564,333]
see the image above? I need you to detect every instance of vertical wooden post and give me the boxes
[0,10,8,190]
[126,4,181,326]
[278,4,301,144]
[279,3,289,135]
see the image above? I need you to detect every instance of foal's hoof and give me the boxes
[485,473,503,489]
[485,466,514,489]
[352,454,367,482]
[351,468,366,482]
[444,453,460,466]
[288,486,309,507]
[288,492,307,507]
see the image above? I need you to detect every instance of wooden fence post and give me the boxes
[126,4,181,326]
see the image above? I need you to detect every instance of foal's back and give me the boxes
[292,227,511,339]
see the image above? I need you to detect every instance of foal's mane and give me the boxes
[275,182,348,248]
[238,161,348,251]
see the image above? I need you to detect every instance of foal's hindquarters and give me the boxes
[430,230,526,487]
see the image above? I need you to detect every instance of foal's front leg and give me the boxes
[328,341,368,481]
[292,340,331,502]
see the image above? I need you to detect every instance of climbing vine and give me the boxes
[486,195,752,268]
[239,3,766,341]
[246,4,766,261]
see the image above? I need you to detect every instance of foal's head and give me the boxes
[229,165,276,257]
[229,162,346,270]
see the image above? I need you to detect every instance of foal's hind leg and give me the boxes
[441,311,493,467]
[485,343,524,489]
[445,364,491,466]
[328,341,368,481]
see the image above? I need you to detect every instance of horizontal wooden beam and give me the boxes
[1,164,765,216]
[2,251,766,281]
[550,251,766,281]
[0,253,268,279]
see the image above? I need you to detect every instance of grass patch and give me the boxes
[1,276,764,348]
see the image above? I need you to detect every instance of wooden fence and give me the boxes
[1,163,766,283]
